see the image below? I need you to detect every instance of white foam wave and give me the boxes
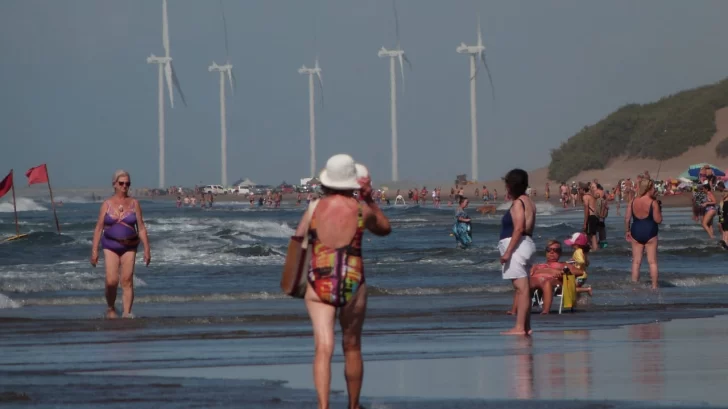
[0,269,147,293]
[0,198,47,213]
[371,285,511,296]
[667,275,728,287]
[54,195,93,204]
[22,291,287,306]
[391,218,429,223]
[497,201,556,216]
[417,258,473,266]
[0,293,21,309]
[154,246,284,266]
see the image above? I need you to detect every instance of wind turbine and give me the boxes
[209,0,235,187]
[298,58,323,179]
[456,14,495,182]
[147,0,186,189]
[378,0,411,182]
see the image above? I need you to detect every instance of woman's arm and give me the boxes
[135,200,151,266]
[90,203,106,266]
[652,200,663,224]
[624,200,633,240]
[364,200,391,236]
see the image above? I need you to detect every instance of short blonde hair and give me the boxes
[638,179,653,196]
[112,169,130,185]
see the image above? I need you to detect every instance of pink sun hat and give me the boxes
[564,232,588,247]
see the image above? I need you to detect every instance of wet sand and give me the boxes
[85,315,728,406]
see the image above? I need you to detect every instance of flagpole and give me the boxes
[10,170,19,237]
[45,165,61,235]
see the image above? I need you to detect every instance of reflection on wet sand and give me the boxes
[630,323,664,401]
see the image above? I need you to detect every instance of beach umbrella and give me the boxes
[679,163,725,181]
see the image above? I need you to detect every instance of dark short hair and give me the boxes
[504,169,529,198]
[596,184,604,190]
[459,196,468,205]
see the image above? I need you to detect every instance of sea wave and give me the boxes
[0,198,47,213]
[0,293,21,309]
[0,270,147,293]
[20,291,288,306]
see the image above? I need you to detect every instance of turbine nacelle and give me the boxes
[378,47,404,58]
[147,54,172,64]
[456,44,484,55]
[209,61,233,72]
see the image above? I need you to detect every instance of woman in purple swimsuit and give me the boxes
[91,170,151,319]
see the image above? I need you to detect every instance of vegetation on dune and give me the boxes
[548,78,728,182]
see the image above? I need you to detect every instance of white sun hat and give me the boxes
[355,163,369,179]
[319,154,362,190]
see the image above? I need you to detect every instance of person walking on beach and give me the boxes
[625,179,662,289]
[582,185,599,250]
[295,154,391,409]
[90,170,151,319]
[499,169,537,336]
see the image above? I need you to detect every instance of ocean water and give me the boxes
[1,197,725,311]
[1,196,728,408]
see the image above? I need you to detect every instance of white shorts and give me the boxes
[498,236,536,280]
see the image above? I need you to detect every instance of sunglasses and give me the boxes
[117,181,131,187]
[546,247,562,253]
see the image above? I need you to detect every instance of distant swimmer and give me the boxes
[90,170,151,319]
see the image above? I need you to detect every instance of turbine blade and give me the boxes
[164,62,174,108]
[477,13,482,48]
[162,0,170,57]
[227,68,234,95]
[219,0,230,63]
[170,62,187,107]
[230,69,237,93]
[402,53,413,71]
[393,0,401,48]
[481,52,496,102]
[315,72,324,109]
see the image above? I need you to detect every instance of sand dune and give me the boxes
[476,107,728,193]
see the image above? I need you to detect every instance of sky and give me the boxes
[1,0,728,188]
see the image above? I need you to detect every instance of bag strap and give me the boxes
[301,199,320,248]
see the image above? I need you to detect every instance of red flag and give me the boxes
[0,171,12,199]
[26,164,49,185]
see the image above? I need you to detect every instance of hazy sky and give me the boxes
[2,0,728,188]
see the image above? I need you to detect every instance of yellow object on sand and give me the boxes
[561,273,577,309]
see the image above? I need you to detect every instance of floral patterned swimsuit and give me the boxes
[307,205,365,307]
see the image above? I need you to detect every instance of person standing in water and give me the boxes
[499,169,537,336]
[296,154,391,409]
[625,179,662,289]
[90,170,151,319]
[453,197,472,248]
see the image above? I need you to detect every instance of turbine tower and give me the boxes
[209,0,235,187]
[298,58,323,179]
[378,0,411,182]
[456,14,495,182]
[147,0,186,189]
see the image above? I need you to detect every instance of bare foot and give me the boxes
[540,311,550,315]
[587,287,593,297]
[105,308,118,319]
[506,310,516,315]
[501,328,529,336]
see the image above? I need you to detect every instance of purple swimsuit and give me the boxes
[101,201,139,255]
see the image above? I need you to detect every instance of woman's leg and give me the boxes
[644,237,659,289]
[539,281,554,314]
[339,284,368,409]
[119,251,137,316]
[702,210,716,239]
[103,249,121,318]
[502,277,531,335]
[305,284,337,409]
[631,241,645,284]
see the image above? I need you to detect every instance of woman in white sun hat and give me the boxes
[294,153,390,409]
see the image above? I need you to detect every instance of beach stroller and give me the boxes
[531,284,565,314]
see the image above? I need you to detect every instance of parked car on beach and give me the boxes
[203,185,226,195]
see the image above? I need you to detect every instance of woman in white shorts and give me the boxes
[498,168,537,336]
